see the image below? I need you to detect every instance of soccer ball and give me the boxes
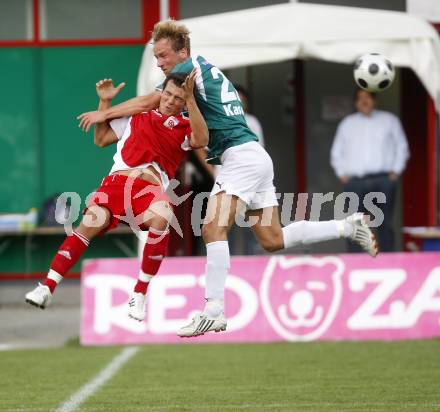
[353,53,395,93]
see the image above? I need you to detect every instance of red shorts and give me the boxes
[86,174,170,233]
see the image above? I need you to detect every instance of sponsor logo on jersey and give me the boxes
[223,104,245,117]
[163,116,179,129]
[200,60,213,69]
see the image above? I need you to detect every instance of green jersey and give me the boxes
[171,55,258,164]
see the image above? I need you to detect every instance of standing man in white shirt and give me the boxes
[331,89,410,252]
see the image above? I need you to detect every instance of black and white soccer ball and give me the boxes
[353,53,395,93]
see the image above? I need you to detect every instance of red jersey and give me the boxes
[109,109,192,186]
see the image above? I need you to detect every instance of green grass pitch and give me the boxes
[1,340,439,411]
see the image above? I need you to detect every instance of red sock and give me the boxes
[134,279,150,295]
[44,278,58,293]
[45,231,90,293]
[141,229,169,274]
[135,229,169,295]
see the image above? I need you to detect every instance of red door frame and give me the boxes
[294,60,306,195]
[427,96,438,226]
[401,24,438,230]
[401,68,438,234]
[428,23,440,226]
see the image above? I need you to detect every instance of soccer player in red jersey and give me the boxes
[25,70,208,321]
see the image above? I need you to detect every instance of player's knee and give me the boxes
[80,206,111,238]
[145,201,173,231]
[259,235,284,253]
[202,221,228,243]
[260,242,280,253]
[147,213,170,233]
[201,223,214,242]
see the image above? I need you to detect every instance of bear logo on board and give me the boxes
[260,256,345,341]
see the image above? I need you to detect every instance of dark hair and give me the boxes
[354,87,376,101]
[234,84,249,99]
[162,72,189,90]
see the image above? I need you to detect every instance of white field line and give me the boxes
[56,346,139,412]
[0,344,25,351]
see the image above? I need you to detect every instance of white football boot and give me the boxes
[25,283,53,309]
[346,212,379,257]
[128,292,147,321]
[177,312,227,338]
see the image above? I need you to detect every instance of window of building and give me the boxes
[40,0,142,40]
[0,0,32,41]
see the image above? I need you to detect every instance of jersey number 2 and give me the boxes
[210,67,238,103]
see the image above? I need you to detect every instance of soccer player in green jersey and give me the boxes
[78,20,378,337]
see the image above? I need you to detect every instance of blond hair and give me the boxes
[152,20,191,54]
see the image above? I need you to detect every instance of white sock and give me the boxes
[282,220,346,249]
[205,298,224,319]
[47,269,63,284]
[139,270,154,283]
[204,241,229,317]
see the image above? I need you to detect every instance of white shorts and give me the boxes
[211,141,278,210]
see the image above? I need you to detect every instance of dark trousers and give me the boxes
[344,173,397,252]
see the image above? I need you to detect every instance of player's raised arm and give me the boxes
[183,69,208,149]
[78,90,161,133]
[93,79,123,147]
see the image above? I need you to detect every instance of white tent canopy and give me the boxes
[137,3,440,111]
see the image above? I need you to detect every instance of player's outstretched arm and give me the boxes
[93,79,120,147]
[77,91,161,133]
[194,148,215,178]
[183,70,208,149]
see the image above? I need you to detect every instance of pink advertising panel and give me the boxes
[80,253,440,345]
